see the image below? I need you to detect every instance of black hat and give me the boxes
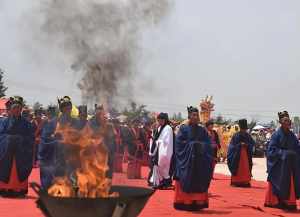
[278,111,290,120]
[94,104,104,111]
[47,105,57,114]
[22,108,31,118]
[63,96,71,101]
[205,119,214,127]
[58,96,72,111]
[187,106,199,114]
[5,96,24,110]
[157,112,169,121]
[238,119,248,130]
[78,105,88,114]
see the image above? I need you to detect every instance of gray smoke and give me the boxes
[36,0,171,108]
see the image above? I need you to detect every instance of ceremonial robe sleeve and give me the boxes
[267,132,283,170]
[227,134,241,175]
[157,126,173,173]
[175,125,213,193]
[15,120,35,182]
[38,120,57,163]
[0,119,9,161]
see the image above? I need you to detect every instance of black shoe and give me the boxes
[278,202,297,211]
[162,178,172,186]
[1,190,27,198]
[264,202,297,211]
[154,179,174,190]
[174,202,209,211]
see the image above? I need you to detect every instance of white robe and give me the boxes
[149,125,174,183]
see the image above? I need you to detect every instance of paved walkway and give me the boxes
[215,157,268,181]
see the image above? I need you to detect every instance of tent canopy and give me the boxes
[252,125,266,130]
[0,98,8,113]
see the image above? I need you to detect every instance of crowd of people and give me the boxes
[0,95,299,212]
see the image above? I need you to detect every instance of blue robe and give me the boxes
[0,116,35,183]
[54,115,80,178]
[74,119,88,131]
[88,118,116,179]
[266,128,300,200]
[38,118,58,189]
[38,118,58,165]
[227,132,254,176]
[174,124,213,193]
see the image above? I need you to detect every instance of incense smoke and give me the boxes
[36,0,171,108]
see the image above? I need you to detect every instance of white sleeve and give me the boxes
[157,126,174,167]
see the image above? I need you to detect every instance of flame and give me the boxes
[48,177,75,198]
[48,122,119,198]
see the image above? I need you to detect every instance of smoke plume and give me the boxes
[36,0,171,108]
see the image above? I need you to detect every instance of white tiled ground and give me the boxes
[215,158,267,181]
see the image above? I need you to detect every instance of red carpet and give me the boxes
[0,167,299,217]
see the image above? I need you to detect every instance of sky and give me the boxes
[1,0,300,122]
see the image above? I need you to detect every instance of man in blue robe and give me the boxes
[39,97,79,190]
[54,96,80,179]
[38,106,58,190]
[174,106,213,211]
[75,105,88,130]
[0,96,35,197]
[264,111,300,210]
[227,119,255,187]
[88,104,115,179]
[32,107,45,167]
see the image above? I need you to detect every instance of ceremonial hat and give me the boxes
[157,112,169,121]
[58,96,72,111]
[78,105,88,114]
[5,96,24,110]
[205,119,214,127]
[278,111,290,120]
[47,105,57,115]
[22,107,31,118]
[238,119,248,130]
[187,106,199,114]
[94,104,104,111]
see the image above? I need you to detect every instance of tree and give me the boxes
[109,107,120,118]
[214,115,225,125]
[293,117,300,134]
[269,120,277,129]
[0,68,8,97]
[122,101,150,122]
[213,115,232,125]
[177,112,184,121]
[171,112,184,122]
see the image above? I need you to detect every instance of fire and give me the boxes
[48,177,75,198]
[48,123,118,198]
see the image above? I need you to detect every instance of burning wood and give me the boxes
[48,177,75,198]
[48,124,119,199]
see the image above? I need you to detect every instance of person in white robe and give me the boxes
[149,113,174,189]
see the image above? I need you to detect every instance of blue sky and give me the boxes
[1,0,300,121]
